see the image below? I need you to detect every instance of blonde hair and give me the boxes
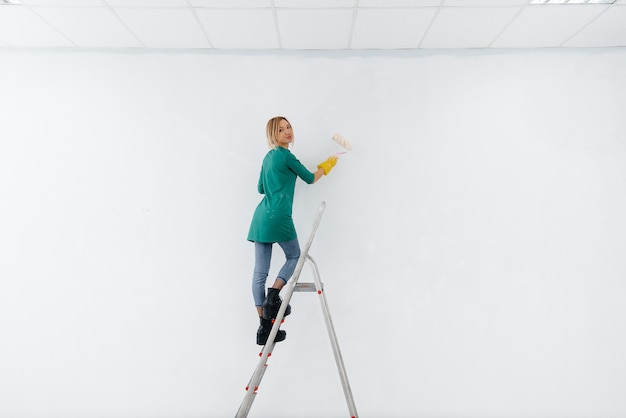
[266,116,294,149]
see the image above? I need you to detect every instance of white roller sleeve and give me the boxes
[332,133,353,151]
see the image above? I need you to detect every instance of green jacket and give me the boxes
[248,146,315,243]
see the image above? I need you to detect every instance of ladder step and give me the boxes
[294,282,323,292]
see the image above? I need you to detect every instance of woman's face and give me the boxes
[275,119,293,148]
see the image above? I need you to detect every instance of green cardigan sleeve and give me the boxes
[286,151,315,184]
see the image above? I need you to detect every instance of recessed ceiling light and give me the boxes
[530,0,616,4]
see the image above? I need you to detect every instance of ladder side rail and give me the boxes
[235,202,327,418]
[235,353,272,418]
[306,255,359,418]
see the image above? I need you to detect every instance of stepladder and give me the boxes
[235,202,358,418]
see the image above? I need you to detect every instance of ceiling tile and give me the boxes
[33,7,141,48]
[492,5,608,48]
[106,0,189,7]
[275,0,354,7]
[565,6,626,47]
[196,9,278,49]
[421,7,520,48]
[351,8,436,49]
[358,0,440,6]
[276,9,353,49]
[0,6,73,47]
[190,0,272,7]
[114,8,210,48]
[444,0,526,6]
[21,0,105,5]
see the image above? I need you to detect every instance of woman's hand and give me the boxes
[317,156,338,176]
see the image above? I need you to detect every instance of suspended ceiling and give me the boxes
[0,0,625,51]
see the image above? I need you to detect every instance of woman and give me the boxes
[248,116,338,345]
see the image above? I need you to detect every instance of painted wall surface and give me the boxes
[1,49,625,418]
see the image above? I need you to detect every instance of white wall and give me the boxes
[1,48,625,418]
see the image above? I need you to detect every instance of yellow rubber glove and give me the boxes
[317,156,338,175]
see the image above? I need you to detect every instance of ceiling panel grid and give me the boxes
[0,0,624,50]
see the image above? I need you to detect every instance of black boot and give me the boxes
[262,288,291,320]
[256,317,286,346]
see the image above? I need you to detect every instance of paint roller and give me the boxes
[332,133,352,154]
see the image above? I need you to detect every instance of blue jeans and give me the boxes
[252,238,301,307]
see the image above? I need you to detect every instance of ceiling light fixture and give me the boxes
[530,0,616,4]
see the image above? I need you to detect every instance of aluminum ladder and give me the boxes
[235,201,358,418]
